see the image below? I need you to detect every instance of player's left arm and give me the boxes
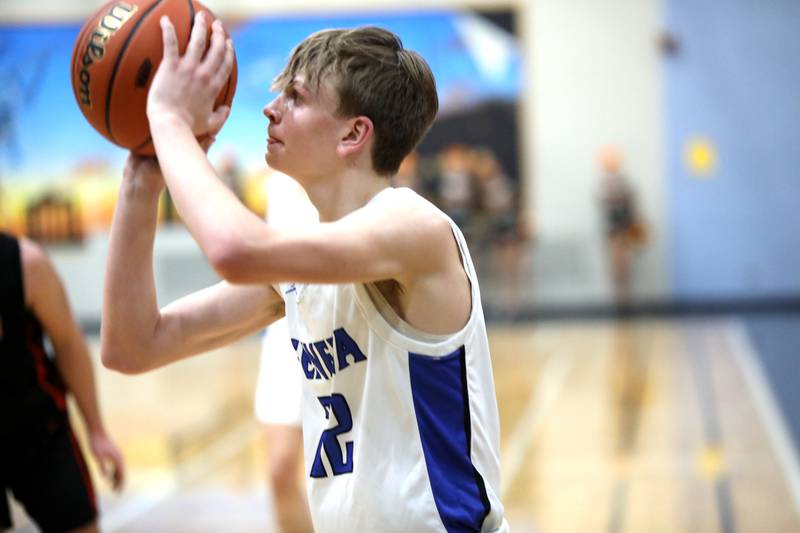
[21,238,125,491]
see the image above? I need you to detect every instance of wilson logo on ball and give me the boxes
[77,3,139,109]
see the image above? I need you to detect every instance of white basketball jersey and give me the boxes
[281,188,508,533]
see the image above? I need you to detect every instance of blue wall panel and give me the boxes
[665,0,800,299]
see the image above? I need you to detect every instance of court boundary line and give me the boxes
[500,338,578,498]
[726,321,800,518]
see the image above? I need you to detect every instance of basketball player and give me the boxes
[103,14,507,532]
[1,233,124,533]
[254,173,316,533]
[597,146,644,307]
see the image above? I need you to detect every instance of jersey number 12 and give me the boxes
[310,393,354,478]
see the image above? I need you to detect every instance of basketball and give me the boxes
[70,0,238,155]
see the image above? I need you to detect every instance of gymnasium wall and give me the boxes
[664,0,800,301]
[527,0,669,306]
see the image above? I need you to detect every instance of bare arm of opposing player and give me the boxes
[22,238,126,490]
[101,156,285,374]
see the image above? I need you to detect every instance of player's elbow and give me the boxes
[102,354,149,375]
[101,343,150,375]
[207,238,254,284]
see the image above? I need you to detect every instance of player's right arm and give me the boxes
[101,155,285,375]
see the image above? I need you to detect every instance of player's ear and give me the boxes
[338,116,373,158]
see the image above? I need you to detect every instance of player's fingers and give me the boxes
[99,456,110,477]
[204,19,226,71]
[113,454,126,491]
[207,105,230,137]
[212,38,235,90]
[160,16,179,63]
[186,11,207,62]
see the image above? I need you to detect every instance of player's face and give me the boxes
[263,75,348,183]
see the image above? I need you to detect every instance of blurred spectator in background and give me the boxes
[217,149,245,203]
[394,151,441,203]
[473,148,523,258]
[597,146,647,308]
[1,232,124,533]
[472,147,527,312]
[392,151,421,193]
[437,144,477,239]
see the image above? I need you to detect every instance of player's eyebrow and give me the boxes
[290,78,312,98]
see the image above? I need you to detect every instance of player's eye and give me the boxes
[286,87,301,102]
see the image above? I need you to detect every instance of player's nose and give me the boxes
[263,97,281,123]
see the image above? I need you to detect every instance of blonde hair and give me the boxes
[273,27,439,175]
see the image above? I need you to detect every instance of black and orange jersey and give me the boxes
[0,232,67,433]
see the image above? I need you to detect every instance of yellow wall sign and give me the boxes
[684,136,718,179]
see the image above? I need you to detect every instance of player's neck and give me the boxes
[304,168,390,222]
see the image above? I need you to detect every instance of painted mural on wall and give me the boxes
[0,9,522,245]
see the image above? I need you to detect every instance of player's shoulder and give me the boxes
[17,237,60,307]
[368,186,450,231]
[18,237,50,275]
[361,187,458,263]
[366,186,446,221]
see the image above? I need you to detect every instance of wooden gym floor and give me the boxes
[8,317,800,532]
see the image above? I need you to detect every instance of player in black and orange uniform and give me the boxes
[598,147,646,307]
[0,232,124,533]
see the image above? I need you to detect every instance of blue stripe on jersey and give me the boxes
[409,347,491,533]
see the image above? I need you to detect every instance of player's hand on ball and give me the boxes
[147,12,234,137]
